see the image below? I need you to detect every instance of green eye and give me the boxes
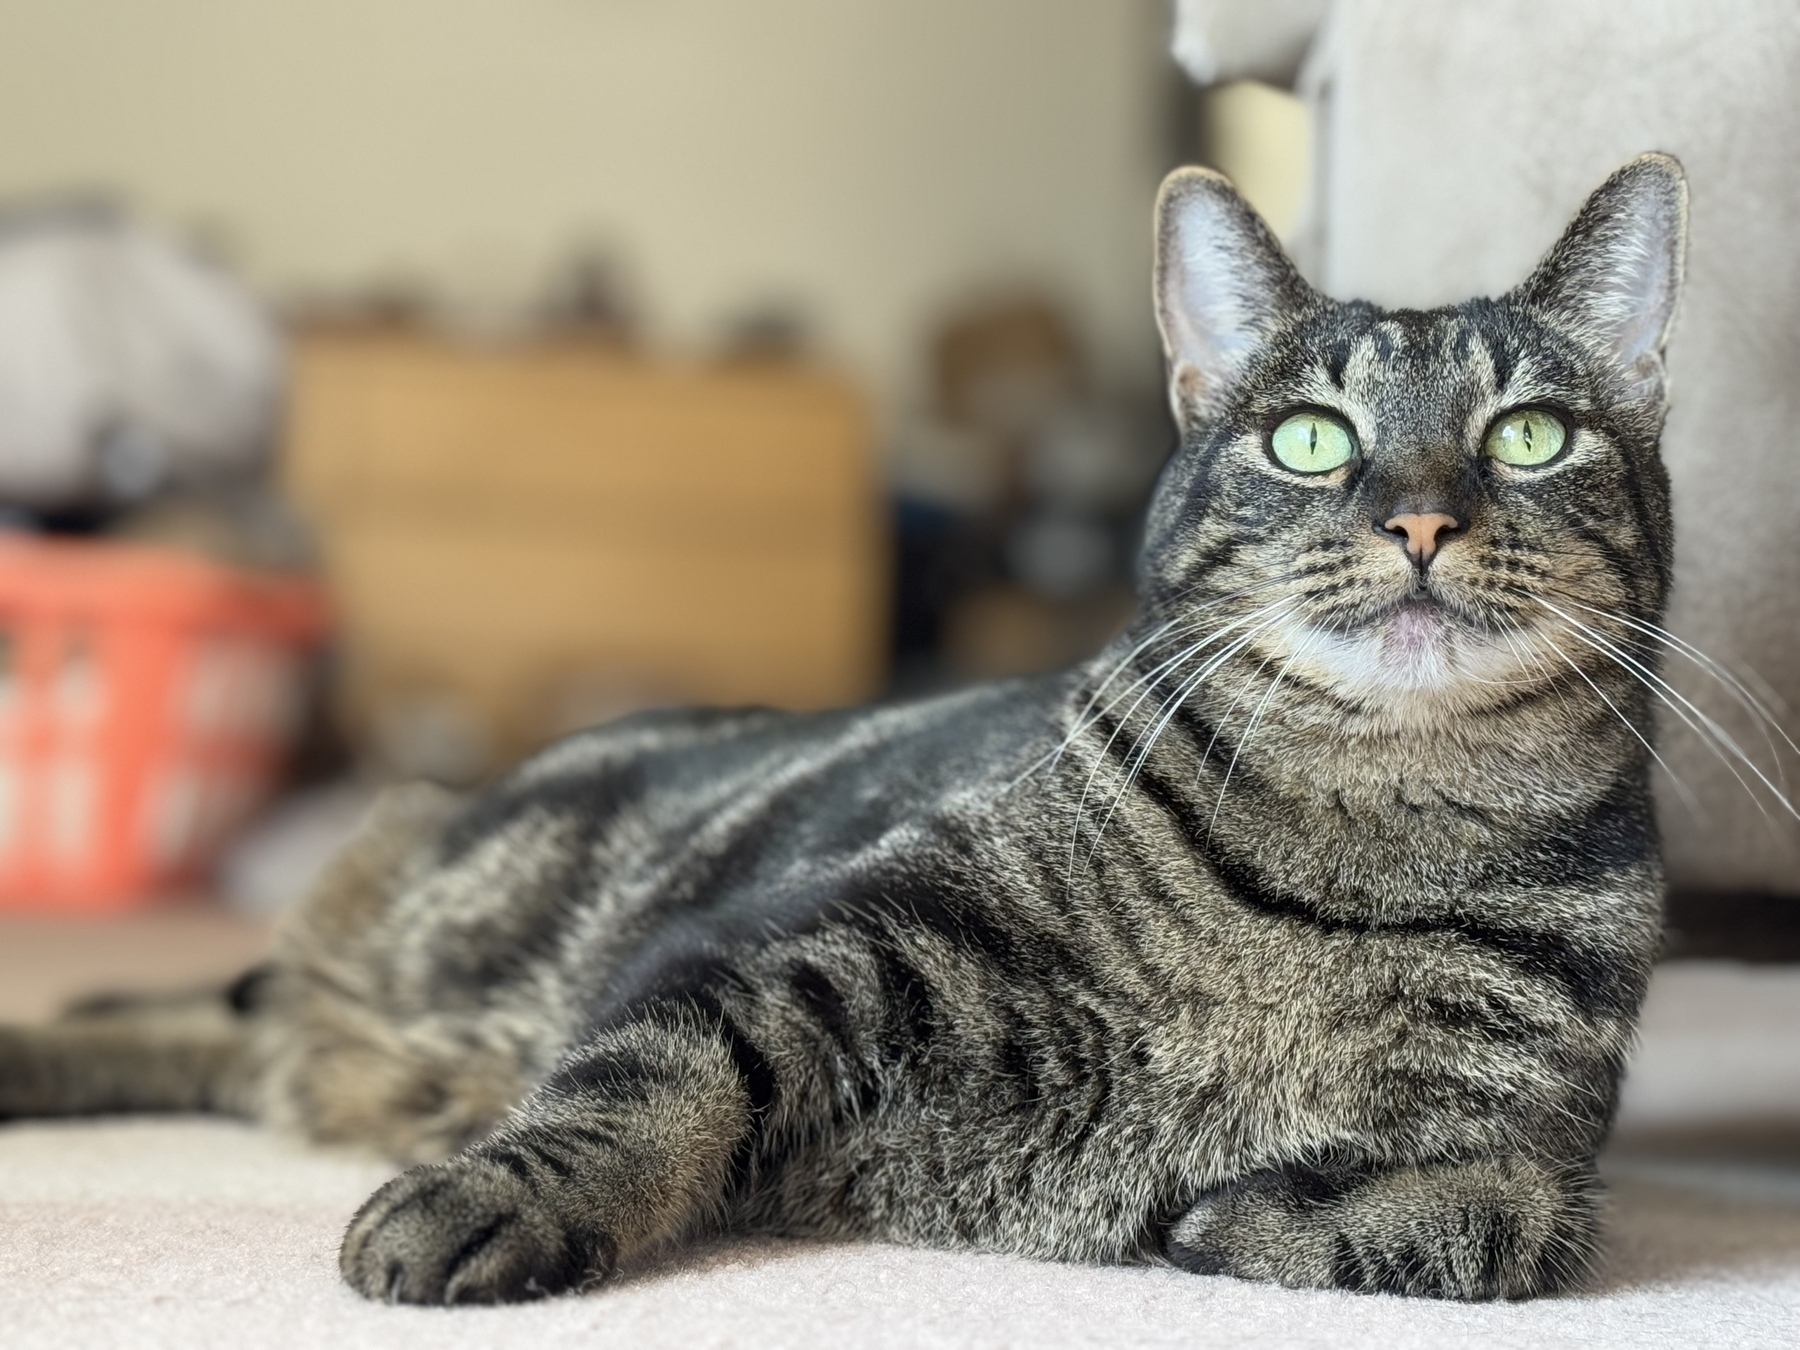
[1269,412,1355,474]
[1485,409,1567,467]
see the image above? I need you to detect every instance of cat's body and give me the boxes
[0,156,1688,1303]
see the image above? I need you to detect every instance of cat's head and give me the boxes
[1142,155,1686,722]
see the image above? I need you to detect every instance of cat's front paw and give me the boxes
[340,1160,612,1304]
[1167,1160,1599,1300]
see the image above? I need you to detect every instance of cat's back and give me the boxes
[310,673,1068,1020]
[474,670,1067,859]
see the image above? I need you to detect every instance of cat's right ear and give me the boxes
[1515,153,1688,406]
[1154,167,1309,423]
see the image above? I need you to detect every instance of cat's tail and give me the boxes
[0,965,270,1120]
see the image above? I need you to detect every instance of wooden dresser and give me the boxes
[284,331,886,777]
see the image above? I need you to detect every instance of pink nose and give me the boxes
[1383,511,1460,565]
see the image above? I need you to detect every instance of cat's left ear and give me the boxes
[1516,153,1688,402]
[1155,167,1311,423]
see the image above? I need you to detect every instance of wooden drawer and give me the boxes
[290,334,868,516]
[283,331,887,774]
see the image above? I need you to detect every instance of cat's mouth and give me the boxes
[1361,591,1480,640]
[1356,596,1471,682]
[1383,596,1452,652]
[1287,590,1525,700]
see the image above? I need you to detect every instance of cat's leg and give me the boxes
[1165,1157,1601,1300]
[0,786,461,1128]
[339,1002,765,1305]
[0,973,266,1119]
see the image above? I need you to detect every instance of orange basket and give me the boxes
[0,535,329,913]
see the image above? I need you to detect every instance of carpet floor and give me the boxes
[2,914,1797,1348]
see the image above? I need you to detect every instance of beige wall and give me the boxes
[0,0,1169,411]
[1198,80,1311,243]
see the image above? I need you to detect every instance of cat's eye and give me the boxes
[1484,408,1568,467]
[1269,412,1356,474]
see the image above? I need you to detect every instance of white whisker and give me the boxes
[1537,599,1799,824]
[1078,601,1298,872]
[1533,628,1704,820]
[1064,596,1297,879]
[1209,622,1325,835]
[1553,596,1800,783]
[1012,577,1298,791]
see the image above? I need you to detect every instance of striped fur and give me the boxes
[0,156,1688,1304]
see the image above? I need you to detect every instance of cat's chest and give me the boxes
[1191,772,1520,921]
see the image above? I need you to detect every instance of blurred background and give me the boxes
[0,0,1314,930]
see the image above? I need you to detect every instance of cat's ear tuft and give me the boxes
[1154,167,1310,422]
[1517,153,1688,400]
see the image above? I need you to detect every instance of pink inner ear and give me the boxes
[1606,243,1680,368]
[1520,157,1686,376]
[1155,168,1309,418]
[1172,362,1211,414]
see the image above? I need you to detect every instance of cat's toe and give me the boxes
[339,1160,611,1305]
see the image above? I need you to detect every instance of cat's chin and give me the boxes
[1282,602,1536,708]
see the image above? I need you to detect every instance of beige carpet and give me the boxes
[2,913,1797,1348]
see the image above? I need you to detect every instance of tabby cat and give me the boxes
[0,154,1689,1304]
